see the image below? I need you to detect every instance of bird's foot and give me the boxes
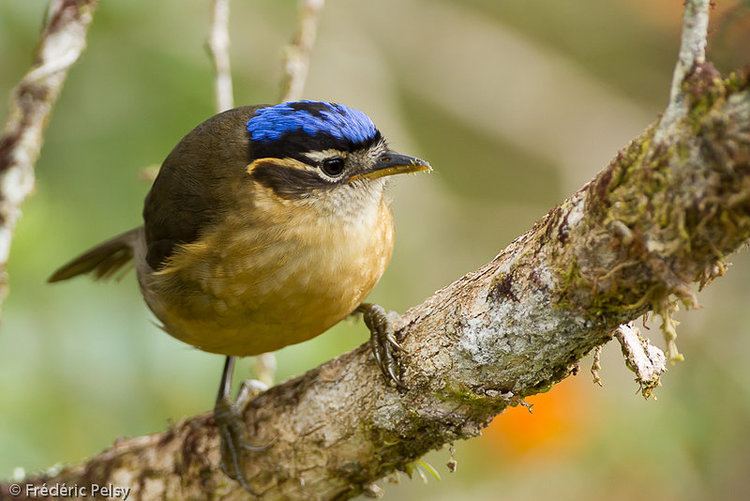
[358,303,406,390]
[214,369,273,494]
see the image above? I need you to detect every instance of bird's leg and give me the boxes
[357,303,405,389]
[214,356,271,494]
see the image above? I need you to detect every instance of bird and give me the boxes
[48,100,431,491]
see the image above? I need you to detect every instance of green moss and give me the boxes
[555,143,670,316]
[532,381,554,393]
[552,126,679,319]
[551,63,750,366]
[723,68,749,95]
[438,383,490,405]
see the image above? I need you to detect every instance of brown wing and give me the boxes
[48,228,140,283]
[143,105,266,270]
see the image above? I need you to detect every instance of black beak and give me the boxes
[349,152,432,182]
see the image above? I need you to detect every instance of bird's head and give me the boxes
[245,101,431,210]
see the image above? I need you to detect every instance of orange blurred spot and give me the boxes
[482,377,587,457]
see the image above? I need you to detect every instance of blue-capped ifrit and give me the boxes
[49,100,432,490]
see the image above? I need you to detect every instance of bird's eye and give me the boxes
[320,157,345,177]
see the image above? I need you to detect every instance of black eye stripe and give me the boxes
[251,163,332,200]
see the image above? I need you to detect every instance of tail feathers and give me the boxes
[48,228,140,283]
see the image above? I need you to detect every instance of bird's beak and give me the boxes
[349,152,432,182]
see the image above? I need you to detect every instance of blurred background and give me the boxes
[1,0,750,499]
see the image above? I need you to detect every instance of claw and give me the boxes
[370,334,384,367]
[386,332,402,350]
[386,364,400,385]
[214,357,273,495]
[215,395,259,494]
[359,303,406,389]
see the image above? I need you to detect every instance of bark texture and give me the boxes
[0,0,97,309]
[3,65,749,500]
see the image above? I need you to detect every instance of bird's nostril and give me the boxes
[381,155,391,163]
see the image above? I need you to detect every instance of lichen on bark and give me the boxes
[553,66,750,361]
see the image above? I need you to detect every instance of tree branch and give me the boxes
[278,0,325,102]
[4,2,750,500]
[657,0,710,139]
[615,323,667,399]
[207,0,234,112]
[0,0,97,310]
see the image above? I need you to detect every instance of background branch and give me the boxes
[658,0,710,139]
[0,0,97,310]
[278,0,325,102]
[207,0,234,112]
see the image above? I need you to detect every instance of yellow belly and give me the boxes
[141,195,394,356]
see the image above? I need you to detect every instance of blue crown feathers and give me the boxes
[247,101,378,145]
